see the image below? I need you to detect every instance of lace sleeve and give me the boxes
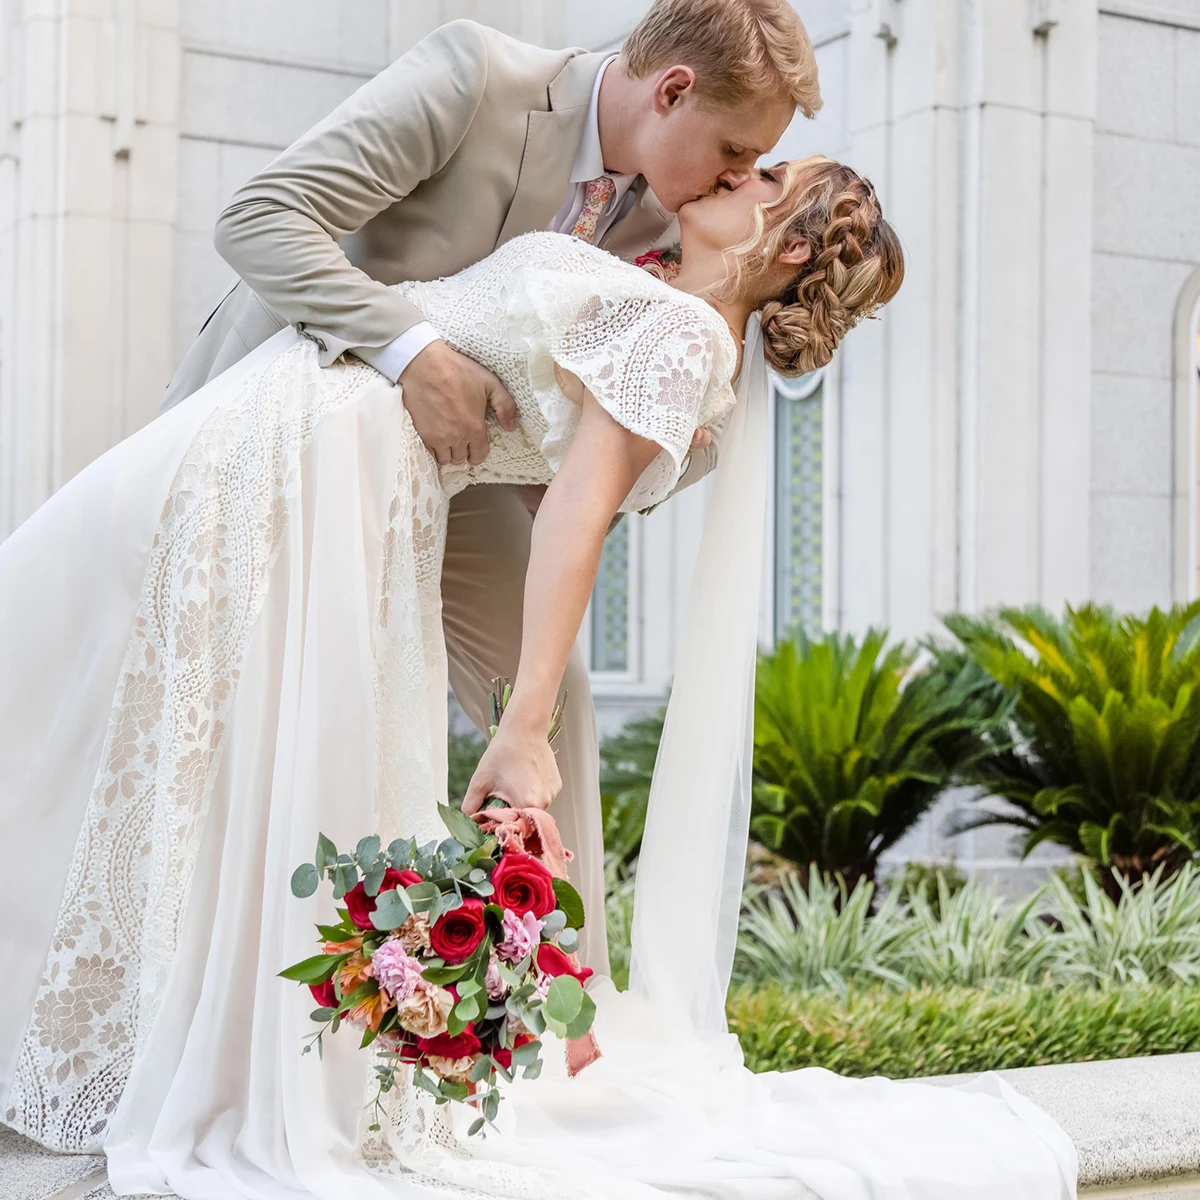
[506,256,736,512]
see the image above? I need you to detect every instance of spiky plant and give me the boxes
[598,707,665,867]
[750,631,1008,891]
[939,603,1200,895]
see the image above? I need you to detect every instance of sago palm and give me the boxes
[940,602,1200,895]
[751,630,1007,891]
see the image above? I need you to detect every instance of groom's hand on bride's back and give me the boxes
[399,341,518,466]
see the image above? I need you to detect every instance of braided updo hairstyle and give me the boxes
[726,157,904,376]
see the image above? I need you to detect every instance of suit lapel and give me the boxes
[496,52,606,247]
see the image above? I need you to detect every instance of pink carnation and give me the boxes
[485,954,507,1001]
[496,909,543,963]
[372,937,425,1004]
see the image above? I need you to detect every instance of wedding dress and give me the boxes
[0,231,1076,1199]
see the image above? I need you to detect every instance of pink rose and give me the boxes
[485,954,507,1001]
[496,909,542,963]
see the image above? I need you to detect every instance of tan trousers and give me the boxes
[441,485,608,974]
[162,318,609,974]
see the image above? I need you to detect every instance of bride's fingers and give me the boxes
[690,427,713,450]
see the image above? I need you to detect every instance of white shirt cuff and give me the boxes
[355,322,441,384]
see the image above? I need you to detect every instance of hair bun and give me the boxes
[760,297,840,376]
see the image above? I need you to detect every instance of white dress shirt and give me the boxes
[366,54,637,383]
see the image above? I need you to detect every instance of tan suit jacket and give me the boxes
[162,19,720,488]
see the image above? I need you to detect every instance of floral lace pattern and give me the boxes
[8,231,738,1161]
[5,342,377,1149]
[403,232,738,512]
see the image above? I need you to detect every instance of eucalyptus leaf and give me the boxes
[310,1006,336,1021]
[356,835,382,867]
[290,862,319,898]
[510,1039,541,1067]
[439,838,466,864]
[454,994,482,1023]
[521,1059,542,1081]
[563,989,596,1039]
[407,882,443,914]
[468,868,487,884]
[316,833,338,872]
[468,1056,494,1084]
[457,978,482,998]
[557,927,579,954]
[441,1079,469,1102]
[467,1116,485,1138]
[540,910,566,937]
[387,836,416,867]
[363,862,387,897]
[483,1087,501,1120]
[370,887,411,930]
[422,963,469,985]
[544,975,584,1026]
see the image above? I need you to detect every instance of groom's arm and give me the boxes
[213,20,485,373]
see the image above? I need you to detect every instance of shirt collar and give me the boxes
[570,54,620,184]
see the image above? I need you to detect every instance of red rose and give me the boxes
[308,978,338,1009]
[429,897,487,963]
[418,1029,482,1059]
[345,868,423,930]
[491,853,556,918]
[492,1032,533,1070]
[536,942,593,986]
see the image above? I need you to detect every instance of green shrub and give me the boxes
[730,863,1200,991]
[599,708,663,866]
[728,982,1200,1077]
[751,631,1006,889]
[735,870,911,990]
[940,602,1200,893]
[447,730,487,804]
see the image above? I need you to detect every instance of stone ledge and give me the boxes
[926,1053,1200,1194]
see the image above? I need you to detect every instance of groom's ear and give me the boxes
[778,237,811,268]
[652,65,697,114]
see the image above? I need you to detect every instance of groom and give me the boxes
[161,0,821,971]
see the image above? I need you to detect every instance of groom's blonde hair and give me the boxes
[622,0,822,118]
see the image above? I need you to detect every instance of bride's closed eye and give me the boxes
[759,167,779,183]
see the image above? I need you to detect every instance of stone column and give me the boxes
[840,0,1096,632]
[0,0,181,538]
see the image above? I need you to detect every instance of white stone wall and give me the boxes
[1089,2,1200,610]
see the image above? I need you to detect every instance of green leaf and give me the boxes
[455,994,482,1023]
[457,979,482,998]
[387,837,416,867]
[363,862,387,897]
[315,922,354,942]
[310,1006,336,1022]
[440,1079,469,1102]
[438,803,485,851]
[521,1059,542,1081]
[356,835,382,866]
[540,910,567,937]
[370,887,413,930]
[315,833,338,872]
[563,989,596,1040]
[422,963,469,985]
[290,862,319,898]
[556,927,579,954]
[406,882,444,914]
[551,879,586,929]
[360,1024,380,1050]
[543,975,584,1028]
[483,1086,501,1120]
[278,952,349,984]
[510,1038,541,1067]
[467,1116,486,1137]
[468,1057,494,1084]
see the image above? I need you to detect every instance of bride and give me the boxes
[0,156,1076,1199]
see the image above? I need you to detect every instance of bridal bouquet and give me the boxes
[280,688,596,1136]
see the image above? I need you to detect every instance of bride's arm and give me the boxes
[461,393,662,814]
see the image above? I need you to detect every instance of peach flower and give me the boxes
[394,980,453,1038]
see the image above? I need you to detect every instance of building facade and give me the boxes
[3,0,1199,882]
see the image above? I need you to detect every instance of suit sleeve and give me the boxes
[212,20,490,369]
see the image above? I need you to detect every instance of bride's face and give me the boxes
[678,164,787,257]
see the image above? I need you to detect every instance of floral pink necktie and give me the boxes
[570,175,617,244]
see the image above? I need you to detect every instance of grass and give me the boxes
[728,982,1200,1078]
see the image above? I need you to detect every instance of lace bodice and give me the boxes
[396,231,739,511]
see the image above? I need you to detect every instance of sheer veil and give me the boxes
[629,315,769,1034]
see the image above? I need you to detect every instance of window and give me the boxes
[773,371,825,642]
[590,519,631,672]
